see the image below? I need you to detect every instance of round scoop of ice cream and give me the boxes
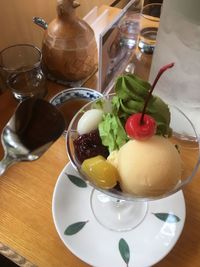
[118,136,182,197]
[107,150,119,169]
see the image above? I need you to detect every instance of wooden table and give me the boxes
[1,55,200,267]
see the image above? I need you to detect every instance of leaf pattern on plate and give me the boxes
[153,213,181,223]
[65,173,87,188]
[64,220,89,235]
[119,238,130,266]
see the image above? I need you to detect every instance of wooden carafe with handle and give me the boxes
[38,0,98,82]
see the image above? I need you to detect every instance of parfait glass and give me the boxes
[66,94,200,232]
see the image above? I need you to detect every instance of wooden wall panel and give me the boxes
[0,0,56,50]
[0,0,114,50]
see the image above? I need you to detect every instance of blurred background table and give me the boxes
[1,1,200,267]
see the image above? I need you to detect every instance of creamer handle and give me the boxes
[33,17,48,30]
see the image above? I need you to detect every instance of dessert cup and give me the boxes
[66,95,200,231]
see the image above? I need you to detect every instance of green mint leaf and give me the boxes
[125,74,150,99]
[113,74,171,137]
[120,98,143,115]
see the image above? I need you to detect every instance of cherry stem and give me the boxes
[140,62,174,124]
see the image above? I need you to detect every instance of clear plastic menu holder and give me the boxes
[98,0,142,94]
[83,6,121,51]
[83,6,98,25]
[90,10,109,51]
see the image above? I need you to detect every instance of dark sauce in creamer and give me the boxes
[58,98,90,130]
[14,98,65,151]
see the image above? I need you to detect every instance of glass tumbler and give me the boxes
[138,3,162,54]
[0,44,47,101]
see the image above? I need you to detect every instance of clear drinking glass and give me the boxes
[0,44,47,101]
[138,3,162,54]
[66,95,200,232]
[118,12,140,50]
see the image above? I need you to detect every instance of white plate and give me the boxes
[52,163,186,267]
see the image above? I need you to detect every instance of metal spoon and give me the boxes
[0,97,65,176]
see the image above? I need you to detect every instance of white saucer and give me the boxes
[52,163,186,267]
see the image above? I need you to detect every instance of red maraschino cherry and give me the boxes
[125,63,174,140]
[125,113,156,140]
